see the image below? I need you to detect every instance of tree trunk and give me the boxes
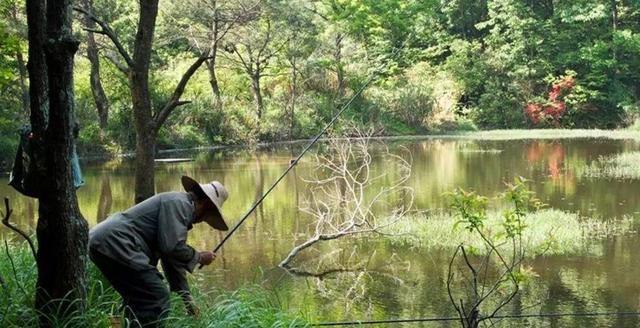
[207,20,222,109]
[81,0,109,132]
[289,58,297,139]
[16,51,30,115]
[611,0,618,61]
[133,128,157,204]
[206,57,222,108]
[29,0,89,323]
[250,72,264,119]
[131,0,159,203]
[334,33,345,114]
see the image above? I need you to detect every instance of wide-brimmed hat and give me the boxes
[181,176,229,231]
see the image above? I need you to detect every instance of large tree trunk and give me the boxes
[27,0,89,323]
[133,126,157,204]
[131,0,159,203]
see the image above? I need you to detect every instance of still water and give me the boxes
[2,137,640,327]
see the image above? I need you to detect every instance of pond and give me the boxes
[2,136,640,327]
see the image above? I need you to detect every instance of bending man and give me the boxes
[89,176,229,327]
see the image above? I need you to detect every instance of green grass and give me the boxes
[454,129,640,140]
[0,240,307,328]
[388,209,635,256]
[576,151,640,180]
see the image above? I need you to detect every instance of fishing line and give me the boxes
[204,38,410,261]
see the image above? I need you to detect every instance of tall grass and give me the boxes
[577,151,640,179]
[388,209,635,256]
[0,240,307,328]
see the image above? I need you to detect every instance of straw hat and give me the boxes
[181,176,229,231]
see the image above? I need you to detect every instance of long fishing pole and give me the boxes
[204,42,407,262]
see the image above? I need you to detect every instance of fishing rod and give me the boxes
[203,41,408,264]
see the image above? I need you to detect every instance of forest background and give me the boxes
[1,0,639,169]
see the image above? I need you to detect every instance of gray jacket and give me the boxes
[89,191,200,293]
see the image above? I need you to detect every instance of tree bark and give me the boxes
[206,58,222,107]
[289,57,297,139]
[27,0,89,323]
[611,0,618,61]
[250,72,264,119]
[207,20,222,108]
[82,0,110,132]
[130,0,159,203]
[334,33,345,114]
[16,51,30,115]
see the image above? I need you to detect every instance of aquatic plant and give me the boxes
[576,151,640,180]
[389,209,634,256]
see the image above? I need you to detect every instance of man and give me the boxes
[89,176,230,327]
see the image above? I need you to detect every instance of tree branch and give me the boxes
[73,6,134,68]
[102,50,130,74]
[4,240,28,297]
[153,53,211,130]
[1,198,36,260]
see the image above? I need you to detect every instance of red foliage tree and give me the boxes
[524,75,575,127]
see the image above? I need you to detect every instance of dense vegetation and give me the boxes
[0,240,307,327]
[1,0,639,167]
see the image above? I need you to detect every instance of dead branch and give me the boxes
[1,198,36,260]
[280,127,414,269]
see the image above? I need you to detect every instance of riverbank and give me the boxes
[83,128,640,161]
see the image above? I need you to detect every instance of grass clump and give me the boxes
[577,151,640,179]
[390,209,634,256]
[0,240,307,328]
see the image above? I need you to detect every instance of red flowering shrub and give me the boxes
[524,75,575,127]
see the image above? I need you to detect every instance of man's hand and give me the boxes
[183,294,200,317]
[198,251,216,266]
[187,301,200,317]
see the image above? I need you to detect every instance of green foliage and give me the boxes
[0,240,307,327]
[446,189,489,232]
[447,177,541,245]
[3,0,640,160]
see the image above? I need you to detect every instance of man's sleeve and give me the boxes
[161,256,191,294]
[157,196,200,272]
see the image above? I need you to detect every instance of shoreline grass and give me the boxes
[388,209,635,256]
[0,241,307,328]
[72,129,640,163]
[576,151,640,180]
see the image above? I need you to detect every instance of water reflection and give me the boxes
[2,138,640,327]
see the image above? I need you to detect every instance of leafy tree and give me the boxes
[76,0,212,202]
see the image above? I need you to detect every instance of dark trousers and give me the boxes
[90,250,170,327]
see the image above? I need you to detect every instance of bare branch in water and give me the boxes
[280,126,414,269]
